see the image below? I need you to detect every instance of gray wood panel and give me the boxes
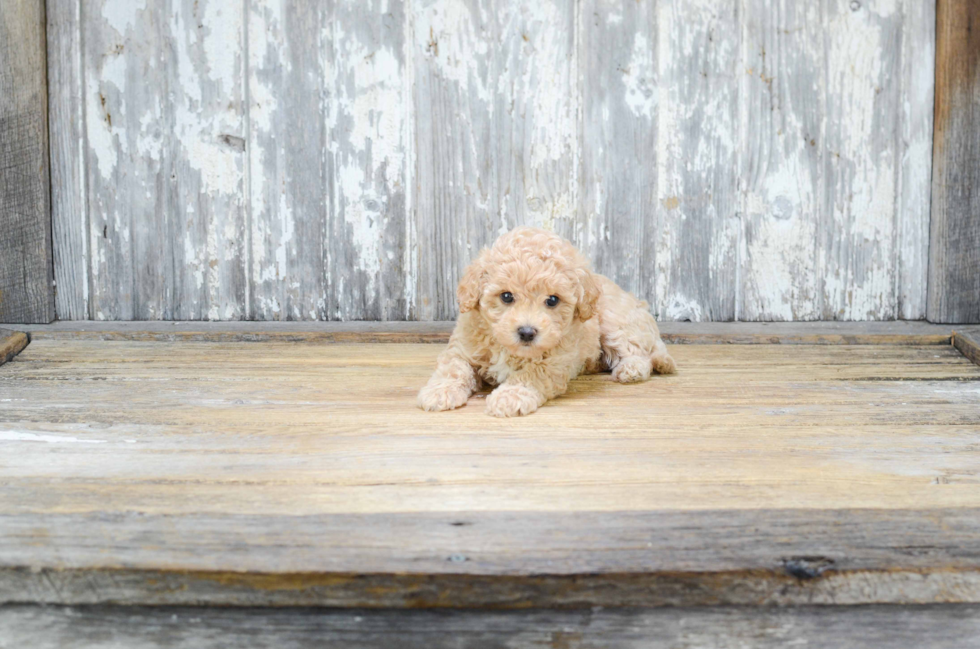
[0,0,54,324]
[47,0,936,322]
[928,0,980,324]
[78,0,248,321]
[4,604,980,649]
[46,0,88,320]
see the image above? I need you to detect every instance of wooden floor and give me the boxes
[2,327,980,611]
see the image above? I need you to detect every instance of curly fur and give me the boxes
[418,227,676,417]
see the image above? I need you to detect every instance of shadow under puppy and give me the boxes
[419,227,676,417]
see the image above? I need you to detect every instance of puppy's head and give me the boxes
[457,227,600,358]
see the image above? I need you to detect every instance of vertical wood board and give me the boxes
[928,0,980,324]
[0,0,54,324]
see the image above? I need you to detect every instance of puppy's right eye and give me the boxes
[500,292,514,304]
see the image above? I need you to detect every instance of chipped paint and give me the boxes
[53,0,935,322]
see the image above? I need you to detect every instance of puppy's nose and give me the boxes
[517,326,537,343]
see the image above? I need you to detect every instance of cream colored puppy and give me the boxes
[418,227,676,417]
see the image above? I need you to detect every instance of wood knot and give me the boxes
[782,556,835,580]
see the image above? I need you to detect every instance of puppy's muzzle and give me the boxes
[517,326,537,343]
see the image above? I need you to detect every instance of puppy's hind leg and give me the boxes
[604,308,676,384]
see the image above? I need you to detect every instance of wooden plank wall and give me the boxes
[928,0,980,324]
[0,0,55,324]
[46,0,936,322]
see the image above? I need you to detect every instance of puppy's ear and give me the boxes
[575,269,601,321]
[457,250,488,313]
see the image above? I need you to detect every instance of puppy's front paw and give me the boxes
[485,384,542,417]
[418,382,470,412]
[612,356,652,383]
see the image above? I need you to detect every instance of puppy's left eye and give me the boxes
[545,295,560,308]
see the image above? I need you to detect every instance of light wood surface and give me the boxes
[45,0,935,322]
[4,604,980,649]
[929,0,980,324]
[0,0,54,324]
[2,338,980,607]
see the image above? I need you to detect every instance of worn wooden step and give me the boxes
[1,324,979,610]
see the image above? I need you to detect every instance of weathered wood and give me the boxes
[247,0,412,321]
[898,0,936,320]
[1,339,979,607]
[0,329,29,366]
[928,0,980,324]
[412,0,579,321]
[953,327,980,367]
[3,508,980,607]
[0,0,54,324]
[46,0,87,320]
[81,0,248,321]
[739,0,928,321]
[14,320,955,344]
[5,604,980,649]
[46,0,935,322]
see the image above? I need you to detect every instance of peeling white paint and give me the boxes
[56,0,935,322]
[624,33,657,118]
[102,0,146,35]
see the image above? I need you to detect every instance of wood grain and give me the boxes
[80,0,248,321]
[46,0,88,320]
[4,604,980,649]
[0,0,54,324]
[953,327,980,367]
[44,0,936,322]
[1,339,979,606]
[928,0,980,324]
[0,328,29,366]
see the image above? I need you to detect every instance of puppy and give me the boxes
[418,227,676,417]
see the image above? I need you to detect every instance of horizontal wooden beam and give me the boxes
[3,508,980,608]
[14,320,956,345]
[4,604,980,648]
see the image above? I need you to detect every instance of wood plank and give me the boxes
[0,328,29,366]
[928,0,980,324]
[14,320,955,344]
[3,508,980,607]
[46,0,88,320]
[7,605,980,649]
[738,0,927,321]
[578,0,657,308]
[2,340,980,606]
[897,0,936,320]
[653,0,740,321]
[329,0,413,320]
[4,604,980,649]
[953,327,980,367]
[247,0,330,321]
[412,0,578,321]
[83,0,247,321]
[0,0,54,324]
[248,0,412,321]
